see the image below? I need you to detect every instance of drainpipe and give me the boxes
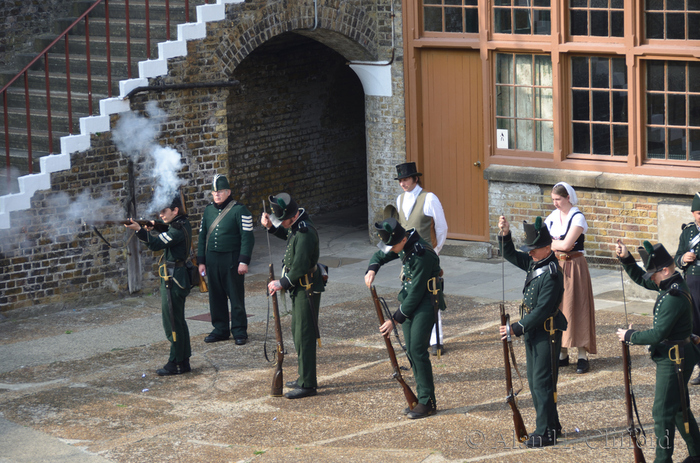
[124,80,240,100]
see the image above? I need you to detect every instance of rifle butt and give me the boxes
[632,438,646,463]
[199,275,209,293]
[271,367,283,397]
[510,405,528,442]
[401,382,418,410]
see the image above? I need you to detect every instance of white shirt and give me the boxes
[396,184,448,254]
[545,206,588,239]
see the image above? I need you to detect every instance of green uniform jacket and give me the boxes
[269,210,324,293]
[368,231,445,322]
[498,232,567,335]
[136,215,192,289]
[197,197,254,265]
[620,254,694,356]
[675,222,700,277]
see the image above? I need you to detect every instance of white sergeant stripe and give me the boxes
[158,233,173,244]
[242,215,254,231]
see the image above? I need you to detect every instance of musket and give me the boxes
[84,219,169,233]
[501,303,528,443]
[499,218,528,442]
[370,285,418,411]
[269,263,285,397]
[619,259,646,462]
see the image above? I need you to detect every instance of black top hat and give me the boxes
[394,162,423,180]
[637,241,674,280]
[269,193,299,222]
[375,218,406,247]
[520,217,553,252]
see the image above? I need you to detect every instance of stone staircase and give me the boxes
[0,0,205,193]
[0,0,243,228]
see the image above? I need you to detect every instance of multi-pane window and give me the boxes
[646,60,700,160]
[571,56,628,156]
[494,0,551,35]
[424,0,479,33]
[496,53,554,152]
[570,0,624,37]
[646,0,700,40]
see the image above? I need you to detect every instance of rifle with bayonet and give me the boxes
[269,263,285,397]
[84,219,169,233]
[370,285,418,411]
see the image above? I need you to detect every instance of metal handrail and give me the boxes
[1,0,204,188]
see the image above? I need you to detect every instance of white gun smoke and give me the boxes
[112,101,184,215]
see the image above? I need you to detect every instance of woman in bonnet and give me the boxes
[546,182,596,374]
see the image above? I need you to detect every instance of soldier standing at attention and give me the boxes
[616,240,700,463]
[365,218,444,419]
[498,215,566,447]
[674,192,700,385]
[261,193,324,399]
[197,174,255,345]
[126,195,193,375]
[393,162,448,356]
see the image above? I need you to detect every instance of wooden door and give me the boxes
[418,49,487,241]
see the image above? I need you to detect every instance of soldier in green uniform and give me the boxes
[261,193,324,399]
[674,192,700,385]
[364,218,444,419]
[498,215,566,447]
[616,239,700,463]
[197,175,255,345]
[126,195,193,375]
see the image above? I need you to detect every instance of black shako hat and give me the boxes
[394,162,423,180]
[375,218,406,249]
[638,240,674,280]
[168,194,183,212]
[212,174,230,191]
[269,193,299,223]
[520,216,553,252]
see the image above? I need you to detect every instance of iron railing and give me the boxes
[1,0,208,192]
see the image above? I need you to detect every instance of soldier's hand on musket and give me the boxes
[238,263,249,275]
[268,279,283,295]
[261,212,272,229]
[198,264,206,277]
[379,318,397,337]
[498,215,510,235]
[364,270,376,288]
[616,324,633,342]
[615,239,629,258]
[683,251,697,264]
[124,218,141,231]
[499,324,509,341]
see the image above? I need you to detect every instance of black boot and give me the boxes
[407,401,436,419]
[157,359,191,376]
[284,387,317,399]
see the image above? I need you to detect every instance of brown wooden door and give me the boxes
[418,49,487,241]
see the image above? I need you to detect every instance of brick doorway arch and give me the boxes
[225,32,367,219]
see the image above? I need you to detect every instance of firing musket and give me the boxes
[370,285,418,411]
[84,219,169,233]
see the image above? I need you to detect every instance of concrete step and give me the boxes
[76,0,199,24]
[34,34,155,61]
[0,70,120,96]
[2,87,110,114]
[0,124,68,152]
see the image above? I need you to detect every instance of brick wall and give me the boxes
[489,181,662,266]
[0,0,400,314]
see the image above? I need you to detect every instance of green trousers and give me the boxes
[651,346,700,463]
[290,289,321,388]
[160,276,191,363]
[206,251,247,339]
[402,301,436,406]
[524,327,561,437]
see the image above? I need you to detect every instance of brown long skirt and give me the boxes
[559,254,597,354]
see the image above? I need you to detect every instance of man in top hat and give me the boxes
[261,193,325,399]
[616,239,700,463]
[364,218,445,419]
[393,162,448,356]
[498,215,566,447]
[126,194,193,375]
[197,174,255,345]
[674,192,700,385]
